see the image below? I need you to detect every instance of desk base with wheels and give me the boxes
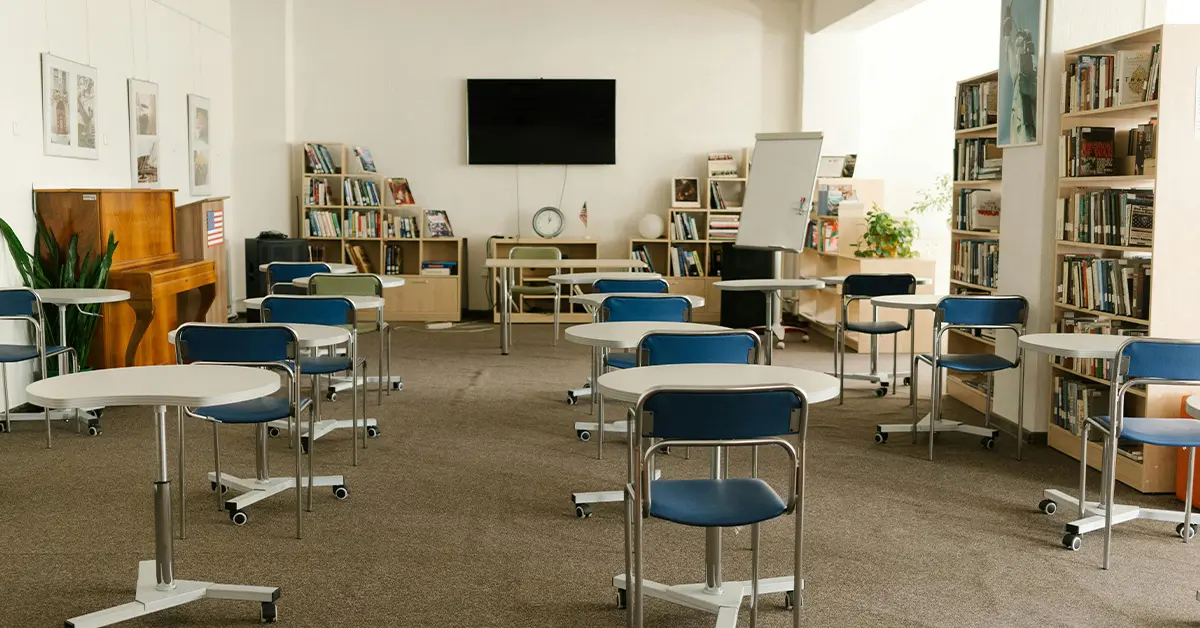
[267,417,380,447]
[209,471,347,525]
[612,573,800,626]
[1038,488,1194,551]
[874,415,998,448]
[1,407,103,436]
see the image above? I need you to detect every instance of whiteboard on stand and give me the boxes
[735,132,824,253]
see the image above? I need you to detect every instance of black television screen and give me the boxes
[467,79,616,165]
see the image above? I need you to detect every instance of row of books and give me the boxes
[309,246,328,262]
[671,212,701,241]
[1127,119,1157,176]
[1057,255,1151,320]
[305,210,341,238]
[804,219,838,253]
[1054,313,1147,381]
[383,244,405,274]
[1059,126,1115,177]
[669,246,706,277]
[420,261,457,276]
[955,80,998,129]
[1052,376,1107,435]
[346,211,380,238]
[816,183,856,217]
[303,143,339,174]
[708,214,739,241]
[346,244,374,273]
[304,178,334,206]
[388,215,421,239]
[953,189,1000,231]
[952,239,999,289]
[1056,189,1153,247]
[953,138,1001,181]
[1061,46,1160,114]
[709,181,740,210]
[707,153,739,178]
[631,246,655,274]
[344,179,381,207]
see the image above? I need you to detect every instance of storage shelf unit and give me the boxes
[1045,25,1200,494]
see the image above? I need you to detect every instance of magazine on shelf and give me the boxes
[425,209,454,238]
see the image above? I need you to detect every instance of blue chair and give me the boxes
[836,274,916,403]
[266,262,331,295]
[1059,339,1200,568]
[593,278,669,294]
[893,295,1027,461]
[0,288,77,447]
[625,385,808,628]
[175,323,320,538]
[599,296,692,370]
[261,296,366,474]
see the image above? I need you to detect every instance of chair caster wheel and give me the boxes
[981,437,996,450]
[575,504,592,518]
[327,392,337,402]
[577,430,591,442]
[874,431,888,444]
[87,425,101,436]
[210,481,229,495]
[903,377,912,386]
[300,437,309,454]
[1039,499,1057,515]
[566,393,578,405]
[583,382,591,389]
[784,590,800,610]
[366,425,380,438]
[1176,523,1197,540]
[875,387,887,397]
[333,485,349,500]
[616,588,627,610]
[1062,533,1082,551]
[268,427,280,438]
[261,601,278,623]
[230,510,249,526]
[801,334,811,342]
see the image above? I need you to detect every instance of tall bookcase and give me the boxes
[948,70,1003,412]
[1045,25,1200,493]
[295,142,465,322]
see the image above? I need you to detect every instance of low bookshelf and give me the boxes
[1044,24,1200,493]
[489,238,598,324]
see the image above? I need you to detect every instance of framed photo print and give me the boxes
[672,177,700,208]
[998,0,1046,147]
[188,94,212,195]
[40,53,98,159]
[128,79,160,187]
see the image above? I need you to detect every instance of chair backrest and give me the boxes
[638,386,807,440]
[638,330,759,366]
[260,296,356,328]
[308,273,383,297]
[268,262,331,295]
[594,278,669,294]
[843,274,916,299]
[601,295,691,323]
[0,288,42,319]
[1115,338,1200,384]
[935,295,1028,327]
[175,323,299,365]
[508,246,562,260]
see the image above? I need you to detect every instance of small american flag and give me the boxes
[206,207,224,247]
[578,202,588,227]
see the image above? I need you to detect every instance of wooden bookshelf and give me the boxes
[295,141,465,322]
[1045,25,1200,494]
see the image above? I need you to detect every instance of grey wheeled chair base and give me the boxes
[873,415,999,448]
[0,407,104,436]
[613,573,803,627]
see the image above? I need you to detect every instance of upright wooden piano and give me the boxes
[35,189,218,368]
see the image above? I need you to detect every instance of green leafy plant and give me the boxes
[852,203,918,258]
[910,174,952,216]
[0,214,117,370]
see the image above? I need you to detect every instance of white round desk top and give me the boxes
[35,288,131,305]
[565,322,728,350]
[1187,395,1200,420]
[598,364,839,405]
[549,272,663,285]
[26,364,280,409]
[570,293,705,308]
[820,275,933,286]
[292,275,406,289]
[1018,333,1130,359]
[871,294,946,310]
[243,295,385,311]
[169,323,350,348]
[713,279,825,291]
[259,262,356,274]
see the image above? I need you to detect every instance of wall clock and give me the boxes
[533,206,564,238]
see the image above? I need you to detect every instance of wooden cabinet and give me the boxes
[176,196,228,323]
[385,277,458,320]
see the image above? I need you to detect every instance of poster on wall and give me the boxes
[997,0,1046,147]
[40,53,99,160]
[188,94,212,196]
[128,79,160,188]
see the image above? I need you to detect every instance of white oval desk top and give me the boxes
[820,275,933,286]
[565,322,728,349]
[485,258,647,269]
[243,295,385,311]
[292,275,406,289]
[168,323,350,348]
[570,293,705,308]
[259,262,356,274]
[34,288,131,305]
[548,271,662,285]
[26,364,280,409]
[713,279,825,291]
[1187,395,1200,419]
[599,364,838,405]
[1018,333,1130,359]
[871,294,946,310]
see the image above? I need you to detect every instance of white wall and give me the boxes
[287,0,802,309]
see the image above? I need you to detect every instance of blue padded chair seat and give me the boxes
[846,321,907,334]
[0,344,70,363]
[1093,416,1200,448]
[193,396,312,424]
[649,478,787,527]
[298,355,355,375]
[606,353,637,369]
[923,353,1015,373]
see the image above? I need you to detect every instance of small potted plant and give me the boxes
[851,203,918,258]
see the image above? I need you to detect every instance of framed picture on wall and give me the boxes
[188,94,212,195]
[997,0,1046,147]
[40,53,99,160]
[128,79,160,188]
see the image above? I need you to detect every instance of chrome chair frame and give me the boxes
[307,272,395,408]
[834,274,915,403]
[266,262,331,295]
[0,288,79,448]
[507,246,562,346]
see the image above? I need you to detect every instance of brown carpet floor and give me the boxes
[1,324,1199,627]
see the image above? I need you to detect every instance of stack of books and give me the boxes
[955,189,1000,231]
[1057,254,1151,319]
[954,138,1001,181]
[668,246,705,277]
[305,210,341,237]
[387,215,420,239]
[421,261,457,276]
[304,178,334,206]
[1059,126,1115,177]
[346,211,379,238]
[708,214,739,241]
[303,143,338,174]
[670,212,701,240]
[952,239,999,288]
[1056,188,1154,246]
[956,79,998,129]
[343,178,380,207]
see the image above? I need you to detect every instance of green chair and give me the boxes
[308,274,393,411]
[507,246,562,345]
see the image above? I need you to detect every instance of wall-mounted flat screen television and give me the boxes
[467,79,616,165]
